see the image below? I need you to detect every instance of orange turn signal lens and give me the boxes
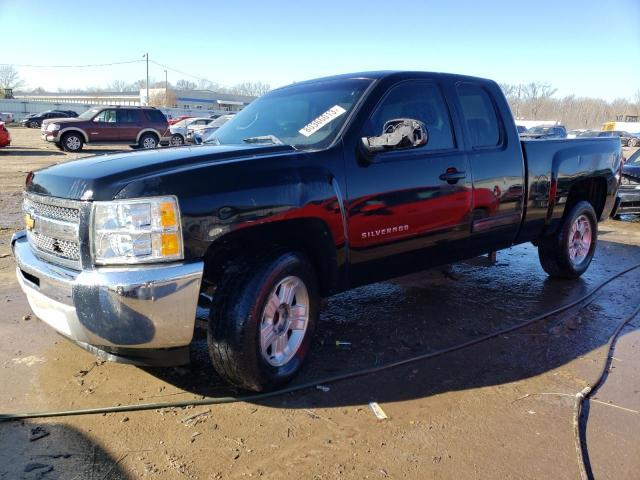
[159,201,177,227]
[160,232,180,257]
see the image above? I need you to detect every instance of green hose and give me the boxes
[1,262,639,423]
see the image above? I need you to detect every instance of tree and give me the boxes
[175,79,198,91]
[231,81,271,97]
[148,88,177,107]
[522,82,557,119]
[0,65,25,90]
[109,80,129,92]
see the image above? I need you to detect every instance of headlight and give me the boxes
[46,123,60,132]
[92,196,183,265]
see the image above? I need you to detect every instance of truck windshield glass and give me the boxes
[204,78,372,150]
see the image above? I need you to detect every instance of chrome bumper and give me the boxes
[12,231,204,350]
[616,189,640,214]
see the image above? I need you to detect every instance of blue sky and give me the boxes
[1,0,639,100]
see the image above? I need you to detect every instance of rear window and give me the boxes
[117,109,139,124]
[457,84,501,148]
[144,109,167,123]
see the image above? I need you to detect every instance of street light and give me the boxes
[164,69,168,106]
[142,53,149,105]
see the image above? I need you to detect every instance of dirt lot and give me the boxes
[1,128,639,479]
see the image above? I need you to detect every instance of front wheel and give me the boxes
[61,132,84,152]
[629,138,639,147]
[170,134,184,146]
[538,201,598,279]
[208,252,319,391]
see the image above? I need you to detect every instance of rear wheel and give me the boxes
[139,133,159,149]
[61,132,84,152]
[629,138,639,147]
[538,201,597,278]
[208,252,319,391]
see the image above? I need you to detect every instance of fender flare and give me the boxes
[136,128,162,143]
[58,127,88,143]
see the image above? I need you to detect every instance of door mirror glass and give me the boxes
[361,118,428,154]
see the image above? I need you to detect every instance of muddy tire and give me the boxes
[208,252,319,391]
[538,201,598,279]
[61,132,84,152]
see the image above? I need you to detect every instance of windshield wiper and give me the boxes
[242,135,284,145]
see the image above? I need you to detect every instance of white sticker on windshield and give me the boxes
[299,105,347,137]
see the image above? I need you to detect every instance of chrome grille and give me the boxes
[29,231,80,260]
[23,193,84,270]
[24,197,80,223]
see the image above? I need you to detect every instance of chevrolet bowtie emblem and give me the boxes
[24,213,35,231]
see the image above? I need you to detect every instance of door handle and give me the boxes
[439,168,466,183]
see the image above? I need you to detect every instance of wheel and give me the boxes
[139,133,159,149]
[170,134,184,146]
[629,138,639,147]
[538,201,597,279]
[61,132,84,152]
[28,121,38,128]
[208,252,319,391]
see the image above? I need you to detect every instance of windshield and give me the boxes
[205,78,372,150]
[528,127,551,134]
[628,150,640,165]
[78,108,101,120]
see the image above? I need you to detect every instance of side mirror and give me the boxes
[361,118,428,155]
[193,134,203,145]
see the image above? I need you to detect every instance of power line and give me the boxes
[0,60,144,68]
[149,60,210,83]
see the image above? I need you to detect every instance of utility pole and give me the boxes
[164,69,168,106]
[143,53,149,105]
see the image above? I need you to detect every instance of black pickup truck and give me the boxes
[12,71,622,391]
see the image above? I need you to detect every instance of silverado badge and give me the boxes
[24,213,35,231]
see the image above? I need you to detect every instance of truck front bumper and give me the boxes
[11,231,204,366]
[616,188,640,215]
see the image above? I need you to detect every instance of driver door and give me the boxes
[346,79,472,284]
[90,109,119,142]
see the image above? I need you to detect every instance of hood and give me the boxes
[27,144,296,201]
[623,163,640,181]
[41,117,84,126]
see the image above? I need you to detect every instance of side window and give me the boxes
[94,110,116,123]
[144,109,167,123]
[116,109,139,124]
[367,81,455,151]
[457,84,500,148]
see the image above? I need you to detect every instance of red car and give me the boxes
[168,115,194,125]
[0,122,10,147]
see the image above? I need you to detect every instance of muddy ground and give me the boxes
[0,128,639,479]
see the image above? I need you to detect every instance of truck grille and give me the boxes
[23,193,84,270]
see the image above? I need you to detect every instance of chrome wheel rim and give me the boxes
[260,275,309,367]
[170,135,183,146]
[143,137,156,149]
[66,136,80,150]
[568,214,592,265]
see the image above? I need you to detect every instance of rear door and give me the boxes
[454,82,525,251]
[345,79,472,283]
[116,109,142,142]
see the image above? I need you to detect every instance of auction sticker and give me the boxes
[299,105,347,137]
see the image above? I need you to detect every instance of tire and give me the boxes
[629,138,639,147]
[170,134,184,146]
[61,132,84,152]
[28,121,38,128]
[139,133,159,149]
[538,201,598,279]
[208,252,319,391]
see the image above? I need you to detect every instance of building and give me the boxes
[141,88,254,113]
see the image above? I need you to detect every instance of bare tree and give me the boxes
[148,88,177,107]
[522,82,558,119]
[633,90,640,107]
[0,65,25,90]
[231,81,271,97]
[109,80,129,92]
[175,79,198,91]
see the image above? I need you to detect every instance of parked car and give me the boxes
[168,115,194,125]
[168,117,214,146]
[516,125,528,135]
[597,130,640,147]
[188,114,235,143]
[614,149,640,216]
[40,106,170,152]
[0,112,14,123]
[566,129,587,139]
[577,130,600,138]
[12,71,621,391]
[520,125,567,139]
[0,122,10,147]
[20,110,77,128]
